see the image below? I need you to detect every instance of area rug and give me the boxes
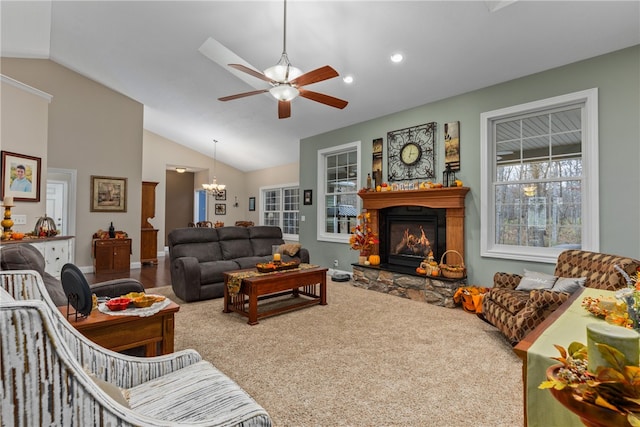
[153,281,523,426]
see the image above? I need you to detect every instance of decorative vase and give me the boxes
[359,250,369,265]
[546,365,632,427]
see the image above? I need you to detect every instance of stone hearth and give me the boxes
[351,264,466,308]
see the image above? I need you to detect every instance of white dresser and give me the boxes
[2,236,75,279]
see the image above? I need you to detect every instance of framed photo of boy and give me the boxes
[90,175,127,212]
[1,151,41,202]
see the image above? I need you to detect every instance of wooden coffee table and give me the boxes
[58,301,180,356]
[223,266,328,325]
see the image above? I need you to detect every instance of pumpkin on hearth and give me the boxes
[369,254,381,266]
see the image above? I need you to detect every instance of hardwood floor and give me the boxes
[85,255,171,289]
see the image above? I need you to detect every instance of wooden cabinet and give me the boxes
[93,238,131,274]
[141,181,159,265]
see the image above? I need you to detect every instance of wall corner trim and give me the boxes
[1,74,53,102]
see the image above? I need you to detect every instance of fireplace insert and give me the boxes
[379,206,446,271]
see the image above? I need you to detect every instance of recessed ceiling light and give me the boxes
[343,75,353,84]
[390,53,403,63]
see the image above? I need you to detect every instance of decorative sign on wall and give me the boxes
[387,122,436,182]
[444,121,460,171]
[372,138,383,188]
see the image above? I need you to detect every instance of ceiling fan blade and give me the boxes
[278,100,291,119]
[218,89,269,101]
[228,64,274,84]
[299,88,348,109]
[290,65,339,87]
[198,37,265,90]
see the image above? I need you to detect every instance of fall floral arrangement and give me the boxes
[349,212,379,254]
[581,266,640,329]
[539,341,640,426]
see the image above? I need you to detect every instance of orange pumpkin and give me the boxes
[416,267,426,275]
[369,255,381,266]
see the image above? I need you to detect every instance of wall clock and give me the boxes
[387,122,436,182]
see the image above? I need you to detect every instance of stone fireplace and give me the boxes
[352,187,470,308]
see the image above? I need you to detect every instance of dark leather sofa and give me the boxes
[0,243,144,306]
[167,226,310,302]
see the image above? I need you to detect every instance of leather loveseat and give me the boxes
[168,226,310,302]
[482,249,640,345]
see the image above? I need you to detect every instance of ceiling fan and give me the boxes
[218,0,348,119]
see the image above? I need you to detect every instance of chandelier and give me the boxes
[202,140,226,196]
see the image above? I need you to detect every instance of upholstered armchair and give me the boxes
[1,243,144,305]
[1,270,272,426]
[482,250,640,345]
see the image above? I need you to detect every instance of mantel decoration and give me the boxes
[203,139,226,197]
[349,211,379,264]
[1,150,41,202]
[90,176,127,212]
[444,121,460,171]
[387,122,436,182]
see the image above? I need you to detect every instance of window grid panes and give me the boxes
[493,105,583,249]
[262,186,299,236]
[324,149,358,234]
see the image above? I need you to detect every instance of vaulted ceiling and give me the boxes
[2,1,638,172]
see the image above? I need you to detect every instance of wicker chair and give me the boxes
[1,270,272,426]
[482,250,640,345]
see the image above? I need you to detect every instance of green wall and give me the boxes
[300,45,640,286]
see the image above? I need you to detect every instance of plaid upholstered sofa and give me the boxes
[482,250,640,345]
[1,270,272,426]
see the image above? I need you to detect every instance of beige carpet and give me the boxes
[153,280,523,426]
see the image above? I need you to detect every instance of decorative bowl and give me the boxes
[122,291,145,300]
[132,295,156,308]
[106,297,131,311]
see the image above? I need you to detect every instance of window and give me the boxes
[317,141,361,243]
[261,185,300,240]
[480,88,599,263]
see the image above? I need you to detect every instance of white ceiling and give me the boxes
[2,1,639,172]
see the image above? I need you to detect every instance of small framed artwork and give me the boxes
[90,176,127,212]
[215,203,226,215]
[248,197,256,211]
[303,189,313,205]
[215,189,227,201]
[1,151,42,202]
[444,121,461,171]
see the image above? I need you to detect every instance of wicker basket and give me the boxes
[439,249,466,279]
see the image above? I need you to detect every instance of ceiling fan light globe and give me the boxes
[269,85,299,101]
[264,64,302,82]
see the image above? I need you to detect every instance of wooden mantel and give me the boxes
[358,187,470,261]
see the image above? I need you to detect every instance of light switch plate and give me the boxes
[12,214,27,225]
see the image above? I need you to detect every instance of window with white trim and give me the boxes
[261,185,299,240]
[317,141,361,243]
[480,88,599,263]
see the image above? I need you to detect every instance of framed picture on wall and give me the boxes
[248,197,256,211]
[215,189,227,200]
[90,175,127,212]
[1,151,41,202]
[303,189,313,205]
[215,203,226,215]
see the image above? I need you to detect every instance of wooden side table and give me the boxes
[58,301,180,356]
[93,238,131,273]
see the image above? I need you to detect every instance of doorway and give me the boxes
[46,168,77,237]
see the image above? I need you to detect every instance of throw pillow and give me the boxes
[83,367,130,408]
[515,269,558,291]
[552,277,587,294]
[279,243,302,256]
